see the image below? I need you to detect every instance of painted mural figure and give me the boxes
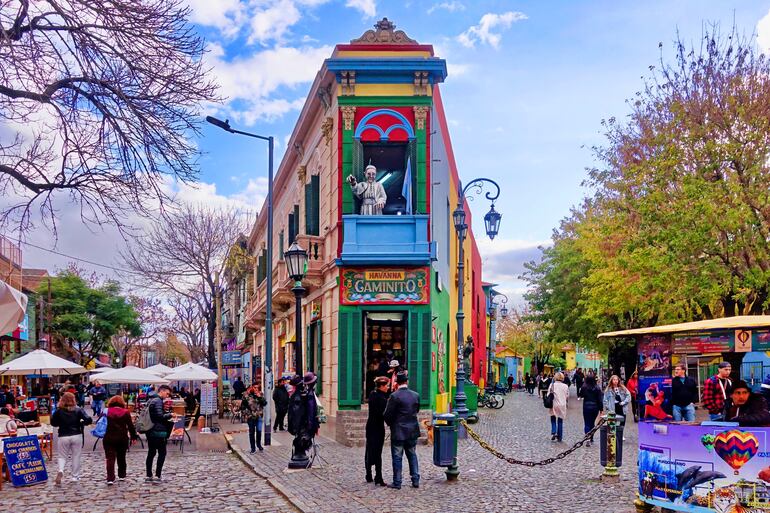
[347,164,387,215]
[462,336,474,379]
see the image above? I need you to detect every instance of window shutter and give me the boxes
[305,175,320,236]
[288,213,295,243]
[316,320,323,395]
[408,310,432,408]
[279,231,284,260]
[338,311,362,407]
[293,204,300,237]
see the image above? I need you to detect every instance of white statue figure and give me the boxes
[347,164,387,215]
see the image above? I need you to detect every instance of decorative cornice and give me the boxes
[414,71,429,96]
[321,117,334,145]
[413,106,429,130]
[297,165,307,183]
[340,71,355,96]
[350,18,417,45]
[341,106,356,131]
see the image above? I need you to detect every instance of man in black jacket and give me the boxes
[273,377,290,431]
[145,385,173,484]
[383,372,420,490]
[723,380,770,427]
[671,364,699,422]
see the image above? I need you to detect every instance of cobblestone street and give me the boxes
[2,431,296,513]
[228,388,638,513]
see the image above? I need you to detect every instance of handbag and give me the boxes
[543,384,555,409]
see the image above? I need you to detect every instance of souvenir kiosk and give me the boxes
[599,316,770,512]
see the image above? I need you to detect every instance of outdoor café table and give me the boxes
[0,424,54,490]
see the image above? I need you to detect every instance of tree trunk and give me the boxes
[207,308,216,368]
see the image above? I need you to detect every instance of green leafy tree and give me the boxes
[41,272,141,365]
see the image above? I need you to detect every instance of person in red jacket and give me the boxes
[702,362,732,421]
[626,371,639,422]
[103,395,139,484]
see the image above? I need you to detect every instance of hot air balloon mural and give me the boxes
[713,430,759,475]
[701,434,715,452]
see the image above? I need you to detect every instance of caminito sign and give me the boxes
[341,267,429,305]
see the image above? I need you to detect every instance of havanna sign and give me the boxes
[341,267,429,305]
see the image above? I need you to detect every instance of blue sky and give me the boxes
[22,0,770,302]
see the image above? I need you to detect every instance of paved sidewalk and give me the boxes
[226,389,639,513]
[2,429,296,513]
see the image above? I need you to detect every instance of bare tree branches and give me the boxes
[168,293,207,364]
[0,0,221,233]
[111,296,169,367]
[121,204,248,367]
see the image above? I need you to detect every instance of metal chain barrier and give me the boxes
[460,416,608,467]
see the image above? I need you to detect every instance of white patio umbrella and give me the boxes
[144,363,174,376]
[91,365,169,385]
[89,367,115,374]
[0,349,86,376]
[0,280,28,336]
[164,363,217,382]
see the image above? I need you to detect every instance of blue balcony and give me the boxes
[339,214,435,266]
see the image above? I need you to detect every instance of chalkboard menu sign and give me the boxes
[4,435,48,486]
[36,396,51,416]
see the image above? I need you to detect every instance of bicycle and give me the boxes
[479,389,505,409]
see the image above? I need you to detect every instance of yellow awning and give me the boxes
[597,315,770,338]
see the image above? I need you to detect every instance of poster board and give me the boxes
[200,383,216,415]
[639,422,770,511]
[672,331,734,354]
[639,376,673,421]
[639,335,672,376]
[3,435,48,486]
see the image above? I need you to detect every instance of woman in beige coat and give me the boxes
[548,372,570,442]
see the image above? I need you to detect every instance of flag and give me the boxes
[402,156,413,214]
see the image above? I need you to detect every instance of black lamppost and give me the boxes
[206,116,276,446]
[453,178,501,429]
[487,292,509,386]
[284,240,308,375]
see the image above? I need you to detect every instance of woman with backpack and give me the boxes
[579,374,603,447]
[102,395,139,484]
[240,384,267,453]
[50,392,92,485]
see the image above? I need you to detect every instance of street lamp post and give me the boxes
[206,116,275,446]
[452,178,501,430]
[487,292,508,387]
[284,240,308,375]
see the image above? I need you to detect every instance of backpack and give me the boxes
[543,385,554,409]
[91,408,109,438]
[135,405,153,434]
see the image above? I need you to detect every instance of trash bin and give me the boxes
[432,413,458,467]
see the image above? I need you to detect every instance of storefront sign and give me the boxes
[753,329,770,352]
[341,267,429,305]
[671,330,734,354]
[222,351,241,366]
[735,329,752,352]
[639,422,770,512]
[4,436,48,486]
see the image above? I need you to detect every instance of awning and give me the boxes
[597,315,770,338]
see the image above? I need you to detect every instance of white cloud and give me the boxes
[204,44,331,124]
[457,11,527,49]
[428,1,464,14]
[184,0,246,38]
[758,8,770,53]
[248,0,301,45]
[346,0,376,17]
[447,63,469,76]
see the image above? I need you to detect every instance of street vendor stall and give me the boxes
[599,316,770,512]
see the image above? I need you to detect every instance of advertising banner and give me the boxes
[639,422,770,511]
[222,351,241,366]
[340,267,429,305]
[3,435,48,487]
[672,331,734,354]
[639,376,673,421]
[639,335,672,376]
